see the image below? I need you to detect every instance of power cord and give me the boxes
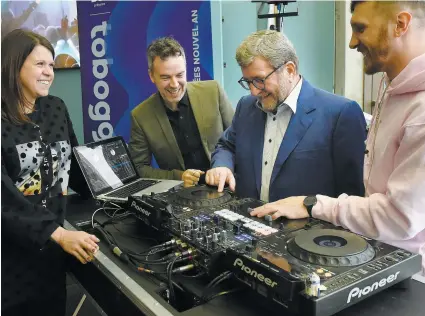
[202,288,242,303]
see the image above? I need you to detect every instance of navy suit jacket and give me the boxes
[211,79,366,202]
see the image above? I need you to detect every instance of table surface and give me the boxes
[65,195,423,316]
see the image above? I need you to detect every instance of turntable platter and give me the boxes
[287,229,375,267]
[167,185,233,209]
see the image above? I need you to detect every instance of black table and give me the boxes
[65,195,423,316]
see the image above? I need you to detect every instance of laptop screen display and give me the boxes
[74,138,138,196]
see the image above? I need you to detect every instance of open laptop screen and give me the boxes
[73,138,138,197]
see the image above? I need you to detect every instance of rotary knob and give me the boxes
[220,230,228,242]
[196,232,203,243]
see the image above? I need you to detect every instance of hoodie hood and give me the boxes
[386,53,425,96]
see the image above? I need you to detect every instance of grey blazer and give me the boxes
[129,80,234,180]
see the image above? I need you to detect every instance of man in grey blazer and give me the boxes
[129,37,234,187]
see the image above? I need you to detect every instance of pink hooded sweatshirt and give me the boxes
[313,53,425,275]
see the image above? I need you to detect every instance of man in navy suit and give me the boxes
[205,30,366,202]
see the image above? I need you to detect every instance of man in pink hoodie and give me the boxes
[251,0,425,275]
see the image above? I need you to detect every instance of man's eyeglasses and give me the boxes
[238,63,284,91]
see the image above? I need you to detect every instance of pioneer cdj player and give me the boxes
[127,185,422,316]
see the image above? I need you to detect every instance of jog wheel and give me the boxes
[167,185,233,209]
[287,229,375,267]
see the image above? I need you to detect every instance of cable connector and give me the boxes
[172,264,195,274]
[165,239,177,246]
[111,244,129,263]
[181,249,195,257]
[165,251,181,259]
[174,254,198,264]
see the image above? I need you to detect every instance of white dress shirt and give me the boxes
[260,77,303,202]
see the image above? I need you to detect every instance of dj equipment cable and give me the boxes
[167,255,182,304]
[205,271,232,289]
[202,288,242,303]
[91,200,126,228]
[201,271,233,301]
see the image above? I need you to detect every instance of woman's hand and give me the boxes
[51,227,100,264]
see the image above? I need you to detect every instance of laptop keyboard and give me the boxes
[104,179,159,198]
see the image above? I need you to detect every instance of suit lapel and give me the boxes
[187,83,205,139]
[151,93,185,169]
[270,80,317,186]
[250,105,267,196]
[187,83,211,158]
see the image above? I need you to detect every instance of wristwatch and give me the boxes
[303,196,317,217]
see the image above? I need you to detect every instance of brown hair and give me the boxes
[351,1,425,17]
[1,29,55,125]
[147,36,185,72]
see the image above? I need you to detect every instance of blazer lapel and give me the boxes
[151,94,185,169]
[186,83,209,150]
[250,105,267,196]
[270,80,317,186]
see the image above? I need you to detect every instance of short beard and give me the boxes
[277,77,290,106]
[363,26,390,75]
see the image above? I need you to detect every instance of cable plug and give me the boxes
[110,244,129,263]
[172,264,196,274]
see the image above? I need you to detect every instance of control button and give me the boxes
[240,217,252,223]
[386,256,400,262]
[245,244,255,252]
[254,227,263,234]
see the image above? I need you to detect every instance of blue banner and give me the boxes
[77,0,214,142]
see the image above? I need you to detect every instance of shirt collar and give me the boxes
[160,90,190,114]
[281,76,302,114]
[179,92,190,107]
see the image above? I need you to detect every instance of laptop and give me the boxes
[73,136,182,203]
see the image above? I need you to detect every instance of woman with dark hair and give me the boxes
[1,29,99,316]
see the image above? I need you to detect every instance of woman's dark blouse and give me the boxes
[1,95,84,308]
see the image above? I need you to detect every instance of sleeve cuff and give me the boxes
[39,222,60,249]
[312,194,342,224]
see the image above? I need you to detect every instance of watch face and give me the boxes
[304,196,317,206]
